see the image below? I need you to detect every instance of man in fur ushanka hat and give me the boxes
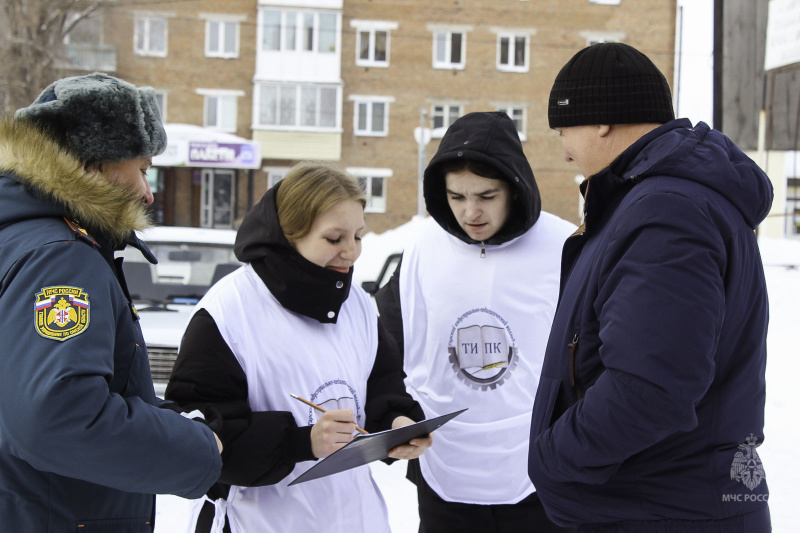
[0,73,222,531]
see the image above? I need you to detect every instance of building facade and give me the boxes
[91,0,675,233]
[718,0,800,238]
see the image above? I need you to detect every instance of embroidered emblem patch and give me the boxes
[34,286,90,341]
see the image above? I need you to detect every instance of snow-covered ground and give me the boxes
[156,229,799,533]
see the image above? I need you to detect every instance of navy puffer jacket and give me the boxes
[529,120,772,532]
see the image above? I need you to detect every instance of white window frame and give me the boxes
[580,30,625,46]
[255,83,341,131]
[351,20,398,67]
[429,25,471,70]
[153,90,167,122]
[589,0,621,5]
[260,9,338,54]
[351,96,394,137]
[197,89,244,132]
[430,102,463,138]
[134,14,169,57]
[491,28,533,72]
[494,104,527,141]
[203,16,242,58]
[262,166,290,189]
[348,167,392,214]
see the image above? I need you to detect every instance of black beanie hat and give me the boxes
[548,42,675,128]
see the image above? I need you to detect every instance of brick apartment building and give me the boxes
[90,0,676,233]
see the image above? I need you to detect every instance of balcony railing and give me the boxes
[59,43,117,72]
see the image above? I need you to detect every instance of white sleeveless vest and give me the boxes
[399,213,574,504]
[197,264,391,533]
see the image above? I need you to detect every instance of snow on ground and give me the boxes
[352,215,429,287]
[156,232,800,533]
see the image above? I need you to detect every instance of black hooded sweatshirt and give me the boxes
[376,111,543,351]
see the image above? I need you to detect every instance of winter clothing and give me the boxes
[0,116,221,531]
[15,73,167,164]
[423,112,542,245]
[548,43,675,128]
[376,112,575,531]
[528,119,773,532]
[165,183,424,533]
[410,460,562,533]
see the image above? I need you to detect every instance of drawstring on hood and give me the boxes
[423,111,541,246]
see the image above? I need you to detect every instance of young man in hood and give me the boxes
[0,73,222,532]
[528,42,773,532]
[376,111,576,532]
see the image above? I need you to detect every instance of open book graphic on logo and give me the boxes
[455,325,509,370]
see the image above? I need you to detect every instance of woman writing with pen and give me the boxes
[165,162,432,533]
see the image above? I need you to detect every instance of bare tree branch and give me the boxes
[0,0,110,112]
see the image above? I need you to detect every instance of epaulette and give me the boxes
[63,218,99,247]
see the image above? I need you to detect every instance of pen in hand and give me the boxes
[290,393,369,435]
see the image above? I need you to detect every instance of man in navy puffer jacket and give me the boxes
[528,42,773,532]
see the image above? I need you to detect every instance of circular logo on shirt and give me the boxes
[307,379,363,427]
[447,308,519,391]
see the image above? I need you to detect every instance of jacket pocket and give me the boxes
[531,376,560,438]
[76,517,152,532]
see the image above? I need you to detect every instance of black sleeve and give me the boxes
[374,255,404,354]
[165,309,316,489]
[364,317,425,435]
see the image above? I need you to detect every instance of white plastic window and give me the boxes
[206,20,239,58]
[433,30,465,69]
[134,16,167,57]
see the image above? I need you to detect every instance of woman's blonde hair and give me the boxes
[276,161,366,243]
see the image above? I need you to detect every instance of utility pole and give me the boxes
[713,0,724,131]
[415,107,430,217]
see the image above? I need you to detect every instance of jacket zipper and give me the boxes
[480,242,486,258]
[568,332,584,400]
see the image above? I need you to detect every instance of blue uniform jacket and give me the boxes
[528,120,773,531]
[0,117,221,532]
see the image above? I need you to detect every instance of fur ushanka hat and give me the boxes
[15,73,167,164]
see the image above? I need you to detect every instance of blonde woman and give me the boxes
[166,162,431,533]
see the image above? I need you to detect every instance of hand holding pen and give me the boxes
[291,394,368,459]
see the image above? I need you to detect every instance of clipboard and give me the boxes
[289,408,468,486]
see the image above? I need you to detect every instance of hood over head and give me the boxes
[234,182,353,324]
[423,111,541,244]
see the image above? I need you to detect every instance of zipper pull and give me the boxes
[480,242,486,258]
[568,333,579,387]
